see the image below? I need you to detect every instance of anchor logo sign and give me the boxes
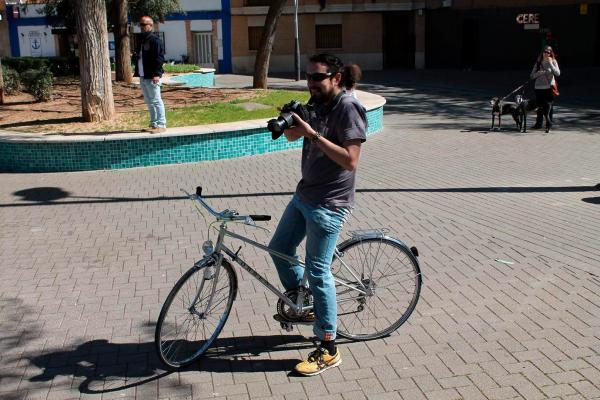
[31,39,41,50]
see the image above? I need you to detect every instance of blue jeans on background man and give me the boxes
[140,78,166,128]
[268,194,349,341]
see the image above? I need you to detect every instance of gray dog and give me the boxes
[490,97,521,131]
[515,95,552,133]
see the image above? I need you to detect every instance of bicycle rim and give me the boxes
[155,258,237,368]
[333,237,421,340]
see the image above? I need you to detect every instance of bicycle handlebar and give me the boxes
[184,186,271,223]
[249,215,271,221]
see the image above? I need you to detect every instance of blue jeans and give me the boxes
[268,195,349,341]
[140,78,166,128]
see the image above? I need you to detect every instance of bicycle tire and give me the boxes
[332,236,422,340]
[155,257,237,368]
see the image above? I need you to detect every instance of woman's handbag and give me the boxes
[551,81,560,97]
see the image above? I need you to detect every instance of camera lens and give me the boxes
[267,112,295,139]
[267,118,285,135]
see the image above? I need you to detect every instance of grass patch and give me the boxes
[135,89,310,128]
[163,64,202,73]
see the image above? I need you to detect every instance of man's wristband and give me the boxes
[310,131,322,143]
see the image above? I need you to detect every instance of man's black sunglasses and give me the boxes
[306,72,333,82]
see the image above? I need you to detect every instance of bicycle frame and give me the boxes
[155,189,423,368]
[204,221,369,317]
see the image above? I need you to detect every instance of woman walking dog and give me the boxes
[530,45,561,130]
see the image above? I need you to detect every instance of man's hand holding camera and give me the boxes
[284,112,319,142]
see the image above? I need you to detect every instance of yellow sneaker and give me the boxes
[294,347,342,376]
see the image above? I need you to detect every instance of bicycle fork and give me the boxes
[189,252,224,319]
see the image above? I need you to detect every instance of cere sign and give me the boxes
[516,13,540,30]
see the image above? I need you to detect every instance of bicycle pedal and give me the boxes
[280,322,294,332]
[273,314,294,323]
[273,314,314,327]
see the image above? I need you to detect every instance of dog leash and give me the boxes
[500,79,532,102]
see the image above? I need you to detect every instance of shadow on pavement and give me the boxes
[26,334,315,395]
[13,187,71,202]
[357,68,600,133]
[3,185,598,208]
[0,117,82,129]
[0,298,45,400]
[582,197,600,204]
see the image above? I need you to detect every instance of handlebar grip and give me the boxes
[196,186,202,196]
[249,215,271,221]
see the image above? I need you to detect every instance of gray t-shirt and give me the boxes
[296,93,367,208]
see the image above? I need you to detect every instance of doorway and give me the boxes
[383,12,415,68]
[192,32,213,67]
[462,18,480,69]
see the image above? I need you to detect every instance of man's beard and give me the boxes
[309,87,334,104]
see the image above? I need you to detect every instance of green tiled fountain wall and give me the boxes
[0,106,383,172]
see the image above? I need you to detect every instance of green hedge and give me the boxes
[20,68,54,102]
[2,67,21,95]
[1,56,79,77]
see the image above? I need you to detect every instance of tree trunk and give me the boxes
[113,0,132,83]
[74,0,115,121]
[253,0,288,89]
[0,58,4,105]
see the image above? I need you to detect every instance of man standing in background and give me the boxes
[134,16,166,133]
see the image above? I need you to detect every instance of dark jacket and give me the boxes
[133,33,164,79]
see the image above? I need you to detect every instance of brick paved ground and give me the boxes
[1,76,599,400]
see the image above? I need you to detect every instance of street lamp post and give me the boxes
[293,0,300,81]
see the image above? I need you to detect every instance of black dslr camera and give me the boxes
[267,100,313,140]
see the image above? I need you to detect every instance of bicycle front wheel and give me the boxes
[155,257,237,368]
[332,236,422,340]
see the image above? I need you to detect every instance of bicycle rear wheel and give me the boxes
[332,236,421,340]
[155,257,237,368]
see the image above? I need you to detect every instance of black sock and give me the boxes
[320,340,336,355]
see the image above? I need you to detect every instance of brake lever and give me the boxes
[243,219,271,233]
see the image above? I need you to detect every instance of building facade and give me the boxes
[231,0,389,73]
[2,0,599,73]
[231,0,600,72]
[425,0,600,69]
[2,0,232,72]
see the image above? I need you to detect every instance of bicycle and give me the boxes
[155,187,422,369]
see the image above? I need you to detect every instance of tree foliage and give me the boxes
[42,0,182,83]
[42,0,76,30]
[43,0,183,28]
[128,0,183,23]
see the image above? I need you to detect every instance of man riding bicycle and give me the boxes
[268,53,368,376]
